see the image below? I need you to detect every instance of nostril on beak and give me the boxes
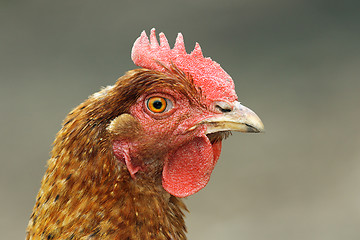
[214,101,233,113]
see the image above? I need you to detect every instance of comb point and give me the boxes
[131,30,149,63]
[191,42,203,57]
[173,33,186,54]
[150,28,159,48]
[159,32,170,50]
[139,30,149,45]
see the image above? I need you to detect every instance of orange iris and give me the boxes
[147,97,167,113]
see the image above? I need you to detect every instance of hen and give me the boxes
[26,28,264,239]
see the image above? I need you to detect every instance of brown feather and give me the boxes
[26,68,201,239]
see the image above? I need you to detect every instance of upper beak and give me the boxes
[202,101,264,134]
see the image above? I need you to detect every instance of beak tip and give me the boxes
[256,121,265,133]
[247,122,265,133]
[244,110,264,133]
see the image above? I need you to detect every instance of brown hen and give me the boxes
[26,29,264,240]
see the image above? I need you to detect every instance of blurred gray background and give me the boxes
[1,0,360,239]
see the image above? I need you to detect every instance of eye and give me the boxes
[146,96,173,113]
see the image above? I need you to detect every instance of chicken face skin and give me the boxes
[110,86,215,196]
[109,80,263,197]
[129,89,210,158]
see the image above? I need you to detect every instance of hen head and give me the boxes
[106,29,263,198]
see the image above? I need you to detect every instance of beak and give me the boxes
[202,101,264,134]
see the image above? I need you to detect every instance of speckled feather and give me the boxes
[26,29,243,239]
[26,69,200,240]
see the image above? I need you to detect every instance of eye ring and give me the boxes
[146,96,172,113]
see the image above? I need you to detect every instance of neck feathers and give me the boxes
[26,85,188,239]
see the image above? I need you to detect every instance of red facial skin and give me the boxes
[114,29,241,197]
[112,89,223,197]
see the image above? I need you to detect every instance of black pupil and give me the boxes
[153,100,163,109]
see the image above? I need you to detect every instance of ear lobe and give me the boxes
[113,140,140,178]
[108,114,143,178]
[107,113,142,139]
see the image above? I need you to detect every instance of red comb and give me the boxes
[131,28,238,103]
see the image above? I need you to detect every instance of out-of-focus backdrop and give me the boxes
[1,0,359,239]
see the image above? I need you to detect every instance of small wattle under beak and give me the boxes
[203,101,264,134]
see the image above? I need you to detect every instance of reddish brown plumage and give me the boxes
[26,69,197,239]
[27,30,264,239]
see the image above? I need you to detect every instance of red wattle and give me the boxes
[162,135,221,197]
